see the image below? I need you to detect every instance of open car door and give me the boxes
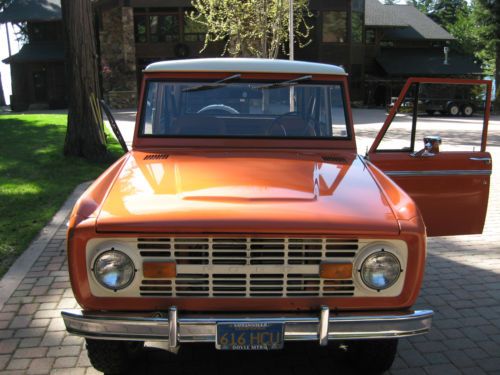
[367,78,493,236]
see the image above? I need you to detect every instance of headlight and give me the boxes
[360,251,401,290]
[93,250,135,290]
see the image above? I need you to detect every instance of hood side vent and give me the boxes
[322,155,346,163]
[144,154,169,160]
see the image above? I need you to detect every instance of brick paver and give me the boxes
[0,112,499,374]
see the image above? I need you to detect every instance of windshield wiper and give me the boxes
[182,74,241,92]
[252,75,312,90]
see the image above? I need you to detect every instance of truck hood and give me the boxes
[96,151,399,235]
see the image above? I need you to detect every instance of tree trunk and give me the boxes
[495,2,500,114]
[495,42,499,113]
[0,72,5,107]
[61,0,107,160]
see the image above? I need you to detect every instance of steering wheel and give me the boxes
[197,104,239,115]
[266,122,287,136]
[266,112,297,136]
[266,112,316,137]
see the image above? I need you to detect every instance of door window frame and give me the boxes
[369,77,493,154]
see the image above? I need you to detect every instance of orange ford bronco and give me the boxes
[62,58,493,373]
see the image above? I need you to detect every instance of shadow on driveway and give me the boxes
[125,341,359,375]
[111,232,500,375]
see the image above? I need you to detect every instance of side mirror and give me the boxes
[423,136,442,154]
[411,135,442,157]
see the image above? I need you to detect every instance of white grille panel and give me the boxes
[138,238,358,265]
[137,237,358,298]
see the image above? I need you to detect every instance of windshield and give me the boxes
[140,79,349,139]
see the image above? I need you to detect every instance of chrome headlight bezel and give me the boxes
[360,251,401,290]
[92,249,136,291]
[353,241,407,296]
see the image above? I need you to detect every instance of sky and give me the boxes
[0,23,21,105]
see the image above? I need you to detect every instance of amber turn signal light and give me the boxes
[319,262,352,279]
[143,261,177,279]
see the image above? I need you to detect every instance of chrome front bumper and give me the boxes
[62,308,433,349]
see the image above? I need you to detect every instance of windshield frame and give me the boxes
[133,72,356,151]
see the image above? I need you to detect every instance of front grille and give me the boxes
[137,237,358,298]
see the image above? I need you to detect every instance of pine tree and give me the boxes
[430,0,468,27]
[61,0,108,160]
[476,0,499,109]
[409,0,499,110]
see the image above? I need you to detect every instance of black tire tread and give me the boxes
[347,339,398,374]
[86,339,143,374]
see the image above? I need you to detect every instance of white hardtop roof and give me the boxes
[145,58,346,76]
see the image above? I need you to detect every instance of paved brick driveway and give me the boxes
[0,111,499,374]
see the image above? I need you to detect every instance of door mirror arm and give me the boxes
[411,148,434,158]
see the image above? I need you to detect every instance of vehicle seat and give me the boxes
[171,115,226,136]
[272,114,316,137]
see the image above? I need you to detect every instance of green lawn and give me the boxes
[0,114,123,276]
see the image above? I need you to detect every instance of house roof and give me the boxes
[382,27,428,41]
[365,0,453,40]
[145,58,347,76]
[376,48,482,76]
[0,0,61,23]
[365,0,408,27]
[2,42,64,64]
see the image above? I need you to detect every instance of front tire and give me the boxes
[86,339,144,374]
[347,339,398,374]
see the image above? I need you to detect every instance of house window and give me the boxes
[365,29,375,44]
[183,15,207,42]
[351,0,364,44]
[134,12,180,43]
[352,12,363,43]
[134,15,148,43]
[322,11,347,43]
[149,15,179,42]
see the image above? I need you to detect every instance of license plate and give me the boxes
[216,322,284,350]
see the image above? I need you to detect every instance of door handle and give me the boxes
[469,157,492,165]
